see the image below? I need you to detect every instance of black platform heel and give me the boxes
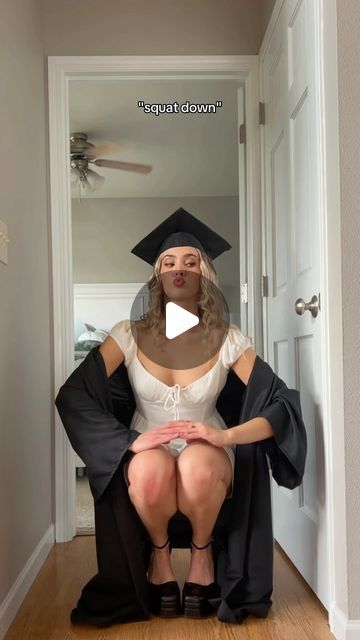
[147,538,182,617]
[182,537,220,618]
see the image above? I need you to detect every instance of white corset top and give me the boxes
[108,319,253,439]
[130,354,228,429]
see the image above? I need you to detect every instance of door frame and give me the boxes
[48,55,262,542]
[259,0,345,635]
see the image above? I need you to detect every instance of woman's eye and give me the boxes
[163,261,197,268]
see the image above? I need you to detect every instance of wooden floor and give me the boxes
[4,536,334,640]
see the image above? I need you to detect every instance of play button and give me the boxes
[129,271,230,370]
[165,302,199,339]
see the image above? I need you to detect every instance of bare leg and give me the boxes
[176,443,232,584]
[126,447,178,584]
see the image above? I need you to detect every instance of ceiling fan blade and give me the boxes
[85,141,125,158]
[93,159,153,174]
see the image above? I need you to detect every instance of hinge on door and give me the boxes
[241,283,248,303]
[259,102,266,125]
[261,275,269,297]
[239,123,246,144]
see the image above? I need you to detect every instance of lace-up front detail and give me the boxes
[163,384,181,420]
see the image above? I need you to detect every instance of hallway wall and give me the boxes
[0,0,52,610]
[43,0,276,56]
[337,0,360,620]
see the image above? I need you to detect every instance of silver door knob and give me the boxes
[295,294,320,318]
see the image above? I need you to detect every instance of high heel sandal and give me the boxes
[182,537,221,618]
[147,538,182,617]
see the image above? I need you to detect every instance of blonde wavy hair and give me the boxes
[139,247,228,344]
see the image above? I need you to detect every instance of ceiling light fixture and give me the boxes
[70,158,105,202]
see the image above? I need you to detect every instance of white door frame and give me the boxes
[259,0,346,636]
[48,54,262,542]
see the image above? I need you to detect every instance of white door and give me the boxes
[261,0,328,609]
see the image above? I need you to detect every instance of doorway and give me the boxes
[49,56,262,541]
[68,76,253,533]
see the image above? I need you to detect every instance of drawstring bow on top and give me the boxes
[164,383,181,420]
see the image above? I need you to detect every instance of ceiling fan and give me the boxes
[70,132,153,198]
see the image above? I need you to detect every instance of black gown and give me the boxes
[55,345,307,627]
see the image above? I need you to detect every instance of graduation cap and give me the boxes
[131,207,232,265]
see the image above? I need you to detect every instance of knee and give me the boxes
[177,457,222,498]
[128,453,176,503]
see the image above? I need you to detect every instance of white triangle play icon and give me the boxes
[165,302,199,339]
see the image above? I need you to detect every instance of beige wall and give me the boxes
[337,0,360,620]
[0,0,52,608]
[43,0,276,56]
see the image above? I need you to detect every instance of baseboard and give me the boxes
[330,603,360,639]
[76,527,95,536]
[0,524,55,640]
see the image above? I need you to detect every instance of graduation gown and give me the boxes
[55,345,307,627]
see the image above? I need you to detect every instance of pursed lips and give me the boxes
[173,275,185,287]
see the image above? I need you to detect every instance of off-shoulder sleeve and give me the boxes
[221,324,253,370]
[108,319,136,366]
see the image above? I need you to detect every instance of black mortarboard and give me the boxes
[131,207,231,265]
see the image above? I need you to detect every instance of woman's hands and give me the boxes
[128,422,181,454]
[128,421,229,454]
[163,420,229,448]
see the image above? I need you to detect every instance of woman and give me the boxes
[98,207,272,618]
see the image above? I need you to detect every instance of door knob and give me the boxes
[295,294,320,318]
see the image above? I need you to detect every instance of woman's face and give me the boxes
[159,245,201,301]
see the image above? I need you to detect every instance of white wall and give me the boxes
[0,0,52,609]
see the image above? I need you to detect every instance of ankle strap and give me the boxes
[191,536,214,550]
[151,537,170,549]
